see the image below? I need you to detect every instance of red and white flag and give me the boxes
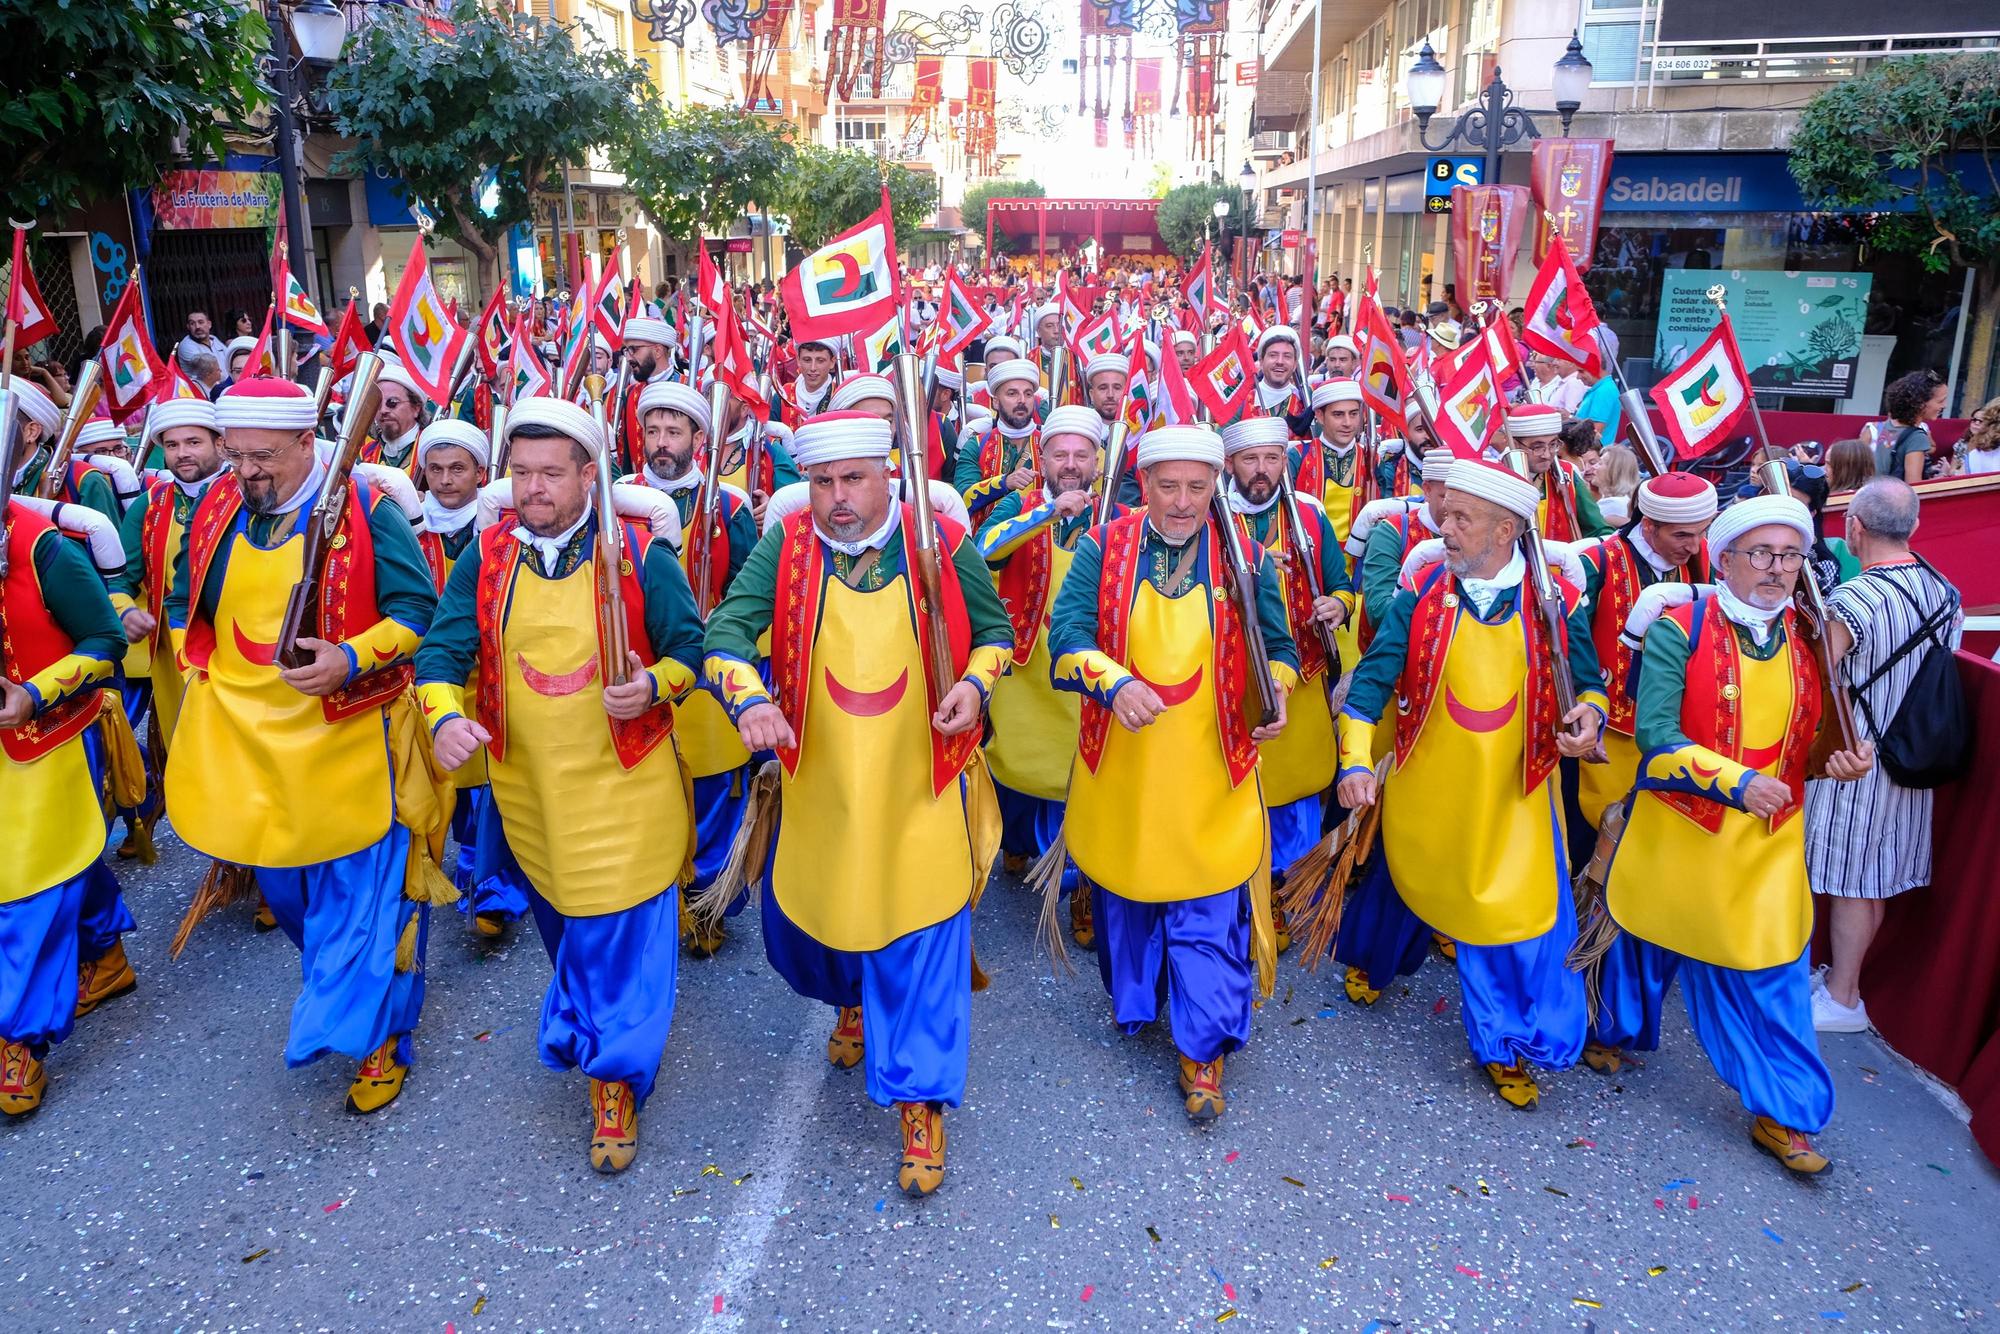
[279,262,329,337]
[1190,325,1257,424]
[1354,296,1409,432]
[5,226,58,347]
[386,238,470,405]
[1156,325,1200,426]
[473,287,511,379]
[96,282,167,423]
[1431,338,1508,461]
[506,313,553,404]
[934,268,993,360]
[1650,315,1754,460]
[328,297,368,385]
[1182,242,1217,319]
[778,189,901,341]
[1521,235,1604,375]
[699,246,768,418]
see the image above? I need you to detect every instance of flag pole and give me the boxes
[1704,285,1773,471]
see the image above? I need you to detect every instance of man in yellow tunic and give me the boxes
[1503,404,1610,542]
[164,377,447,1116]
[1291,379,1367,548]
[1596,494,1872,1174]
[417,396,703,1173]
[1332,460,1607,1110]
[1047,424,1297,1122]
[702,410,1011,1196]
[976,405,1115,941]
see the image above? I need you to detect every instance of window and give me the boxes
[1580,0,1653,84]
[836,119,886,146]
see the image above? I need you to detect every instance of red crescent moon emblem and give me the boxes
[516,652,599,698]
[824,666,908,717]
[1741,740,1783,772]
[231,621,280,667]
[827,252,864,300]
[1136,665,1204,708]
[1689,758,1722,780]
[1443,685,1518,733]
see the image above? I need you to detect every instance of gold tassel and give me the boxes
[168,860,256,960]
[690,760,781,927]
[970,944,990,992]
[1025,820,1074,976]
[98,709,149,810]
[404,832,461,908]
[130,814,158,867]
[394,910,420,974]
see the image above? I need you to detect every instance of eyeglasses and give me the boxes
[1727,546,1807,572]
[218,442,301,468]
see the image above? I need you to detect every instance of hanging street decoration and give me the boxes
[628,0,697,47]
[992,0,1055,84]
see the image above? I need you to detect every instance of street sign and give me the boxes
[1281,229,1303,249]
[1424,156,1483,214]
[1235,60,1260,85]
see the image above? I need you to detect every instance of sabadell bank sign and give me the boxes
[1603,153,1807,214]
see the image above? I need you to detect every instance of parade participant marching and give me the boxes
[1505,404,1610,541]
[359,362,427,477]
[955,360,1040,516]
[11,396,123,531]
[1251,327,1314,439]
[1591,493,1872,1174]
[163,372,452,1116]
[1292,380,1367,546]
[1322,334,1359,380]
[411,418,530,940]
[417,395,704,1172]
[629,379,759,956]
[1348,447,1453,640]
[1329,460,1606,1109]
[611,314,679,474]
[976,405,1113,930]
[1046,424,1296,1121]
[1171,330,1199,373]
[0,479,128,1117]
[1221,415,1350,949]
[1083,352,1128,432]
[700,409,1010,1196]
[781,339,840,427]
[967,335,1026,416]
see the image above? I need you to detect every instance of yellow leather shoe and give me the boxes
[827,1005,865,1069]
[1069,887,1096,950]
[1485,1061,1540,1110]
[896,1101,946,1196]
[0,1040,46,1118]
[1002,851,1030,876]
[75,942,137,1018]
[345,1038,409,1114]
[1343,965,1381,1006]
[472,912,507,940]
[678,901,724,958]
[1433,931,1457,961]
[1750,1116,1831,1176]
[253,898,278,932]
[1582,1041,1625,1075]
[1273,904,1292,955]
[590,1078,640,1173]
[1178,1055,1226,1121]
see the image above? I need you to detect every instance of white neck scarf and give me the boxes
[1714,584,1783,647]
[268,451,329,517]
[816,500,902,559]
[512,506,590,574]
[644,464,703,495]
[176,470,222,500]
[995,417,1037,440]
[1415,504,1442,535]
[1629,525,1675,577]
[1226,482,1280,516]
[422,492,477,536]
[379,427,418,463]
[1458,550,1526,618]
[796,378,833,411]
[1256,379,1296,409]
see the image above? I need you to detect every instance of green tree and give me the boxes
[324,0,652,286]
[613,103,795,246]
[773,146,939,252]
[1156,182,1253,260]
[0,0,269,220]
[960,178,1043,253]
[1144,162,1176,198]
[1789,53,2000,403]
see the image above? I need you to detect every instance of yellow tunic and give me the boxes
[1606,642,1811,971]
[112,503,189,741]
[986,543,1079,801]
[1577,729,1639,832]
[1,733,103,905]
[486,561,689,915]
[1254,525,1335,807]
[1066,582,1265,901]
[166,531,395,868]
[772,573,978,953]
[1379,612,1560,946]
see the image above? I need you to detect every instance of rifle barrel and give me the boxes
[278,352,383,669]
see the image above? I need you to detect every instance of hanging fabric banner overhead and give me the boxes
[1530,138,1614,271]
[1449,183,1531,307]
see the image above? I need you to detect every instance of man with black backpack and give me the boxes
[1805,478,1967,1034]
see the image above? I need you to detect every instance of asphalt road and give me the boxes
[4,827,1996,1333]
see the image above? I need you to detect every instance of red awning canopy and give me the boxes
[984,197,1164,255]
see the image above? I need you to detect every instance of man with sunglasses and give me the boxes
[1596,493,1874,1176]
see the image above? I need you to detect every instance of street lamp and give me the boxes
[1211,197,1232,291]
[266,0,347,312]
[1404,32,1592,185]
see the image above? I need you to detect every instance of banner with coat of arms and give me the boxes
[1448,183,1530,308]
[1530,138,1613,272]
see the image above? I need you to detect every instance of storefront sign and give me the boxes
[1605,154,1806,214]
[150,170,280,231]
[1423,157,1482,214]
[1235,60,1260,85]
[1653,269,1874,399]
[1280,229,1302,249]
[1531,138,1612,270]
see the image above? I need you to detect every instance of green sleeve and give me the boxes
[1250,545,1299,671]
[1343,585,1415,726]
[114,489,151,599]
[365,490,439,636]
[73,468,123,529]
[35,529,125,666]
[413,537,483,689]
[767,440,801,488]
[1633,616,1694,754]
[1563,585,1608,707]
[953,431,992,497]
[643,537,704,674]
[701,520,783,664]
[725,498,759,585]
[1046,530,1106,660]
[1360,517,1410,625]
[950,529,1013,648]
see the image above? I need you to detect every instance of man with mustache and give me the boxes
[417,397,703,1172]
[610,315,680,475]
[1046,425,1297,1122]
[977,405,1118,931]
[701,410,1011,1196]
[163,376,448,1118]
[1328,460,1606,1110]
[360,362,427,477]
[1292,379,1368,549]
[955,359,1042,520]
[1506,403,1611,541]
[1596,494,1873,1176]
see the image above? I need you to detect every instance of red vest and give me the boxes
[977,426,1037,482]
[1357,508,1431,652]
[181,474,411,724]
[139,478,181,653]
[1542,460,1590,543]
[768,505,975,798]
[1651,597,1821,834]
[0,504,103,762]
[994,488,1055,667]
[471,519,671,771]
[1076,512,1259,788]
[1239,508,1329,684]
[680,486,743,611]
[1586,536,1707,736]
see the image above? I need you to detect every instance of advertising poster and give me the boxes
[150,170,281,232]
[1653,269,1873,398]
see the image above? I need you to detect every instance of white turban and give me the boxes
[1707,494,1812,565]
[637,380,711,435]
[9,379,61,434]
[145,398,219,445]
[1172,330,1198,348]
[985,335,1025,359]
[418,419,490,470]
[1220,415,1289,456]
[1311,379,1363,410]
[1326,334,1358,356]
[987,360,1039,391]
[508,395,604,459]
[1256,326,1300,355]
[791,411,893,468]
[1420,447,1457,479]
[623,316,676,349]
[1503,404,1564,440]
[1636,472,1719,525]
[1135,424,1223,470]
[1034,303,1062,326]
[376,360,422,400]
[829,374,894,412]
[1084,353,1127,381]
[216,378,318,432]
[76,419,125,450]
[1041,405,1107,447]
[1445,459,1540,522]
[936,366,963,391]
[224,335,258,363]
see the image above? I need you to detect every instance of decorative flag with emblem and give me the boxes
[474,287,511,379]
[506,313,552,404]
[329,296,368,384]
[1190,325,1256,424]
[1477,311,1529,397]
[244,302,277,380]
[1355,295,1408,432]
[698,246,768,418]
[1071,309,1123,362]
[95,281,166,423]
[857,307,904,372]
[934,268,993,360]
[1156,326,1199,426]
[1432,338,1507,460]
[1649,313,1753,460]
[1182,241,1217,320]
[1121,333,1156,435]
[779,194,900,340]
[5,226,58,347]
[1521,234,1603,375]
[556,297,592,397]
[589,247,629,346]
[386,238,470,405]
[280,263,329,336]
[159,355,207,403]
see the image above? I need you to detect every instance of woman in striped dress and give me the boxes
[1803,478,1962,1032]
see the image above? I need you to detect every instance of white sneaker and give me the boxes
[1811,985,1870,1034]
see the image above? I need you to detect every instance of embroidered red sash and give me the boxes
[1357,510,1430,652]
[183,474,410,723]
[978,427,1036,482]
[140,478,179,653]
[1243,509,1327,683]
[1077,512,1258,787]
[678,487,739,609]
[472,519,670,771]
[769,505,976,798]
[994,486,1054,666]
[1542,460,1587,543]
[0,504,103,761]
[1652,597,1821,834]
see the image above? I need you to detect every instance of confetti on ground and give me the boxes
[1841,1282,1866,1294]
[1081,1286,1095,1302]
[1049,1214,1060,1228]
[1859,1066,1879,1076]
[323,1200,345,1214]
[1316,1008,1338,1018]
[1455,1264,1481,1279]
[702,1165,721,1177]
[1661,1178,1697,1192]
[1224,1283,1238,1301]
[1215,1310,1238,1324]
[1361,1323,1401,1334]
[1688,1196,1700,1210]
[1573,1298,1603,1309]
[1648,1266,1668,1277]
[1821,1313,1845,1321]
[1926,1163,1951,1175]
[874,1200,885,1212]
[1071,1176,1085,1189]
[472,1031,492,1042]
[1448,1184,1468,1197]
[712,1294,724,1314]
[1567,1139,1596,1149]
[1319,1257,1339,1269]
[1545,1187,1570,1198]
[470,1297,486,1316]
[1763,1228,1786,1245]
[1653,1199,1665,1210]
[1146,1226,1162,1244]
[1477,1179,1491,1196]
[1290,1016,1309,1026]
[674,1188,698,1198]
[1432,998,1448,1014]
[1282,1176,1307,1189]
[1223,1151,1239,1164]
[733,1173,754,1186]
[241,1248,269,1263]
[1385,1193,1412,1203]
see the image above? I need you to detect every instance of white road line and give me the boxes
[691,1017,833,1332]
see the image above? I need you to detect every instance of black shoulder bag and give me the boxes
[1846,557,1968,789]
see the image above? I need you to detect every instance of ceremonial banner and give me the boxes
[1355,295,1408,431]
[858,308,904,372]
[589,248,631,347]
[474,287,511,378]
[1449,184,1530,307]
[1122,332,1155,434]
[1182,241,1217,318]
[913,56,944,111]
[96,282,166,423]
[1649,314,1754,460]
[935,268,993,359]
[779,198,900,340]
[386,238,470,406]
[1433,339,1507,460]
[506,314,552,404]
[967,58,998,173]
[825,0,887,100]
[1190,325,1255,423]
[1157,322,1199,425]
[698,246,767,417]
[281,267,329,337]
[5,226,57,348]
[1531,138,1613,271]
[1521,235,1603,374]
[329,297,368,384]
[1073,310,1123,361]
